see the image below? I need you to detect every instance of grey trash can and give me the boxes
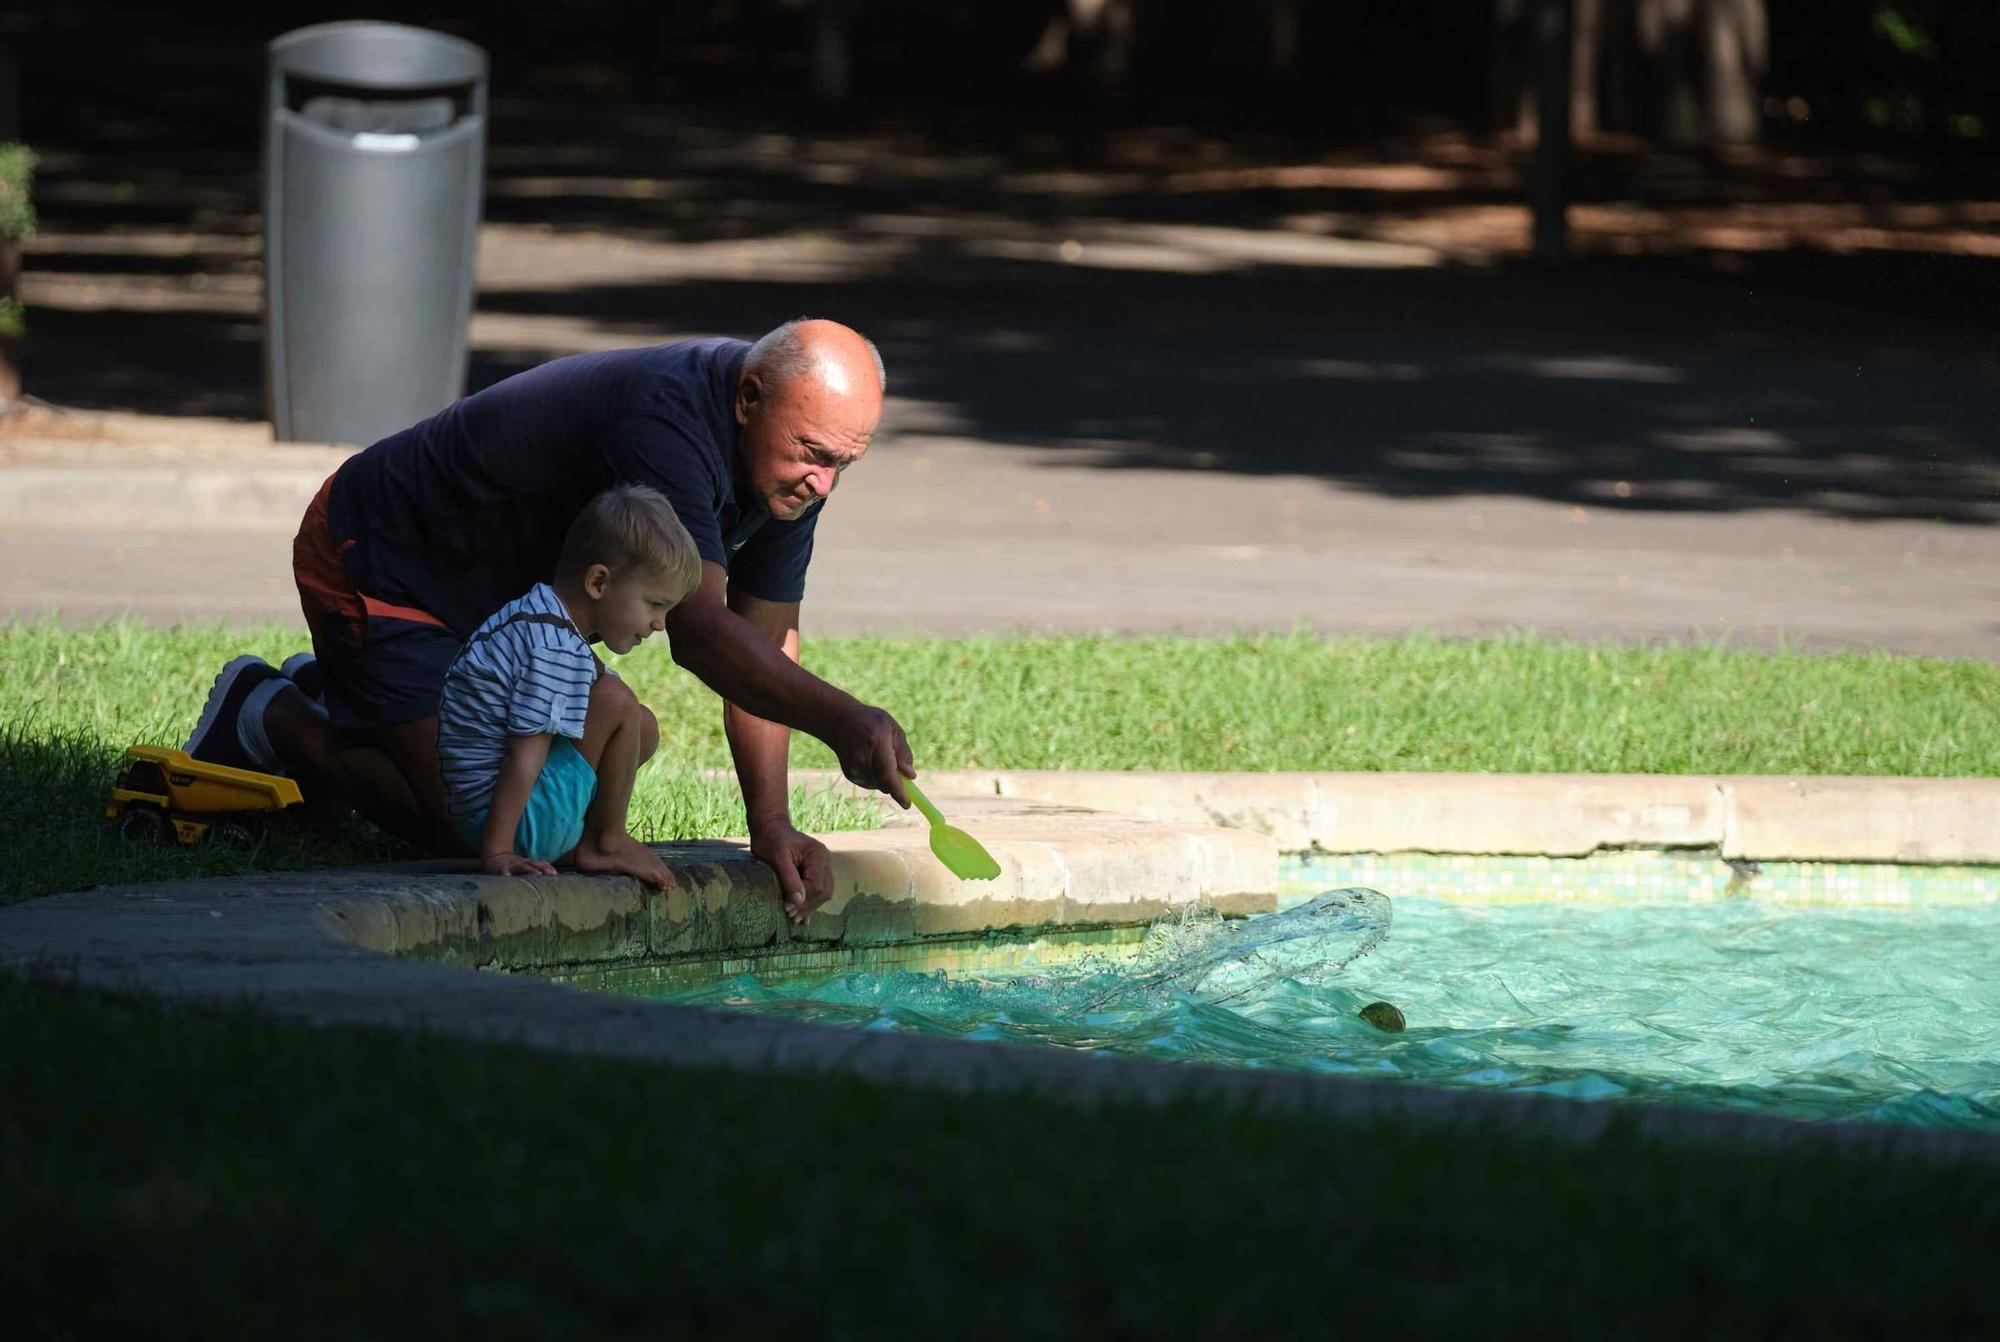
[262,22,487,445]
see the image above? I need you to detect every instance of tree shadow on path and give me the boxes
[20,96,2000,526]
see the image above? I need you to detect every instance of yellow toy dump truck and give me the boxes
[105,744,303,848]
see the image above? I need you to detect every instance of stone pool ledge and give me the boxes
[6,778,1998,1167]
[334,796,1281,970]
[5,788,1278,978]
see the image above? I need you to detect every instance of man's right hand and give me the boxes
[831,703,914,807]
[665,575,915,806]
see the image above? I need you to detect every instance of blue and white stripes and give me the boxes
[438,582,597,822]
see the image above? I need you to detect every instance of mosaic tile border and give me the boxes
[1282,851,2000,907]
[550,923,1152,997]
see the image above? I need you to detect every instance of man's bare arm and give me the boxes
[666,561,911,804]
[722,586,840,920]
[723,586,803,832]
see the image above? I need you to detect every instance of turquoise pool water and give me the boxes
[588,892,2000,1129]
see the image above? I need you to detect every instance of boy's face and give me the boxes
[586,564,689,655]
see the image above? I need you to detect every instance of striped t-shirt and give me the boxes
[437,582,599,822]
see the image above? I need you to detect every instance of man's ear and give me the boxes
[735,371,763,427]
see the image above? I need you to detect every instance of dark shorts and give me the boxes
[293,473,461,734]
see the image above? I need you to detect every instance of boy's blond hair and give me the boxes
[556,484,703,595]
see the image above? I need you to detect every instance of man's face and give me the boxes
[736,369,877,521]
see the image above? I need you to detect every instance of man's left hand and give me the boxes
[750,818,834,924]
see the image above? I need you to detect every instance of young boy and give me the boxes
[437,484,701,887]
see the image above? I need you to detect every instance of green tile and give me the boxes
[1281,851,2000,908]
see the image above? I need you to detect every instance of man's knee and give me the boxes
[376,716,447,814]
[264,685,332,771]
[379,714,440,765]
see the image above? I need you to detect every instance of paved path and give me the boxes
[3,418,1996,658]
[10,105,1998,658]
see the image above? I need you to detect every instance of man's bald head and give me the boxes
[734,319,885,522]
[745,318,886,400]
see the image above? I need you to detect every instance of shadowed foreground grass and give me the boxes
[3,974,1996,1337]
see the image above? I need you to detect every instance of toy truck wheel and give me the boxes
[211,819,260,850]
[118,806,168,845]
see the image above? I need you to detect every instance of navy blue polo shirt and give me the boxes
[326,338,819,636]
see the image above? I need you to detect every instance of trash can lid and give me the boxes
[269,21,487,90]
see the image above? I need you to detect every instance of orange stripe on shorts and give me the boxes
[293,472,448,636]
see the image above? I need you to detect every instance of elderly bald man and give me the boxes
[186,319,911,921]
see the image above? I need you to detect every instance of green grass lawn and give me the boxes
[779,630,2000,777]
[8,620,1999,1332]
[7,619,1995,904]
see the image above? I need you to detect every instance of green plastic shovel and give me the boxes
[903,779,1001,881]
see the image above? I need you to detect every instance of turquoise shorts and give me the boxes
[453,736,599,863]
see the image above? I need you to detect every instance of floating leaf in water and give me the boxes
[1359,1001,1408,1033]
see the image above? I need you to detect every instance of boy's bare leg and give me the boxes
[262,687,449,850]
[571,675,673,887]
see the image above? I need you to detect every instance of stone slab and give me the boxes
[1723,776,2000,864]
[886,770,2000,864]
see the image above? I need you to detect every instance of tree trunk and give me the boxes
[1492,0,1532,136]
[1571,0,1600,137]
[1023,0,1139,105]
[1599,0,1641,134]
[1704,0,1766,141]
[1499,0,1600,140]
[1641,0,1706,143]
[1076,0,1137,103]
[1506,0,1765,145]
[0,49,16,142]
[0,48,19,408]
[1532,0,1574,261]
[1268,0,1302,81]
[0,239,20,406]
[811,0,852,103]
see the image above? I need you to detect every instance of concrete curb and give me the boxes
[887,770,2000,865]
[0,465,334,530]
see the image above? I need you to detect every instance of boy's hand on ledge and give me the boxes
[750,818,834,925]
[485,852,558,878]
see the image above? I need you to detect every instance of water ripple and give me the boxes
[659,893,2000,1129]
